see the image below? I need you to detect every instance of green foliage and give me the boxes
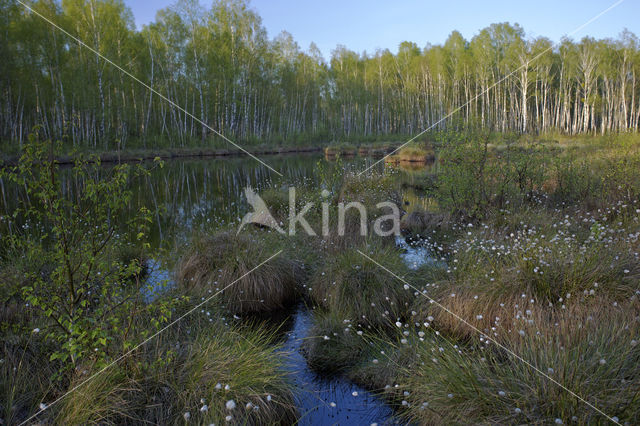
[1,133,168,371]
[551,148,640,209]
[435,130,547,217]
[2,1,639,150]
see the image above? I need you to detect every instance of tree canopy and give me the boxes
[1,0,639,150]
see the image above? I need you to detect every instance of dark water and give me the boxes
[281,307,395,426]
[2,152,438,424]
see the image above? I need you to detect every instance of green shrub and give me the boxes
[0,134,169,371]
[435,130,547,217]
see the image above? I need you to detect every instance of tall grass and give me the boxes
[176,231,303,313]
[395,300,640,424]
[309,245,415,329]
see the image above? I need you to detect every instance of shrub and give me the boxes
[0,134,167,370]
[435,130,547,217]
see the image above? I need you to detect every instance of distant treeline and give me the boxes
[1,0,639,150]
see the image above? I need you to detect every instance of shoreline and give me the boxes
[0,145,325,166]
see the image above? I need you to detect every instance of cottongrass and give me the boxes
[308,245,417,329]
[390,298,640,424]
[53,318,298,425]
[302,309,370,374]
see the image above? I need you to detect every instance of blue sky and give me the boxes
[125,0,639,60]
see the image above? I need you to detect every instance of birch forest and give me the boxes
[1,0,639,150]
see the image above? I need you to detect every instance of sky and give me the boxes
[124,0,640,60]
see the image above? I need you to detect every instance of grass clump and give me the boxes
[302,309,369,374]
[176,231,303,314]
[396,145,435,163]
[324,143,357,157]
[148,323,297,425]
[256,186,290,222]
[399,210,447,238]
[338,172,401,210]
[395,300,640,425]
[309,246,414,329]
[51,318,298,425]
[447,213,639,304]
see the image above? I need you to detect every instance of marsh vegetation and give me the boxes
[2,0,640,423]
[2,129,640,424]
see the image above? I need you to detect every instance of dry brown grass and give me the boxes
[399,295,640,424]
[176,232,303,313]
[397,146,435,163]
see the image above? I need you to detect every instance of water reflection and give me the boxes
[282,307,395,425]
[2,152,436,425]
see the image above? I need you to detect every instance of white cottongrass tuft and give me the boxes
[226,400,236,410]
